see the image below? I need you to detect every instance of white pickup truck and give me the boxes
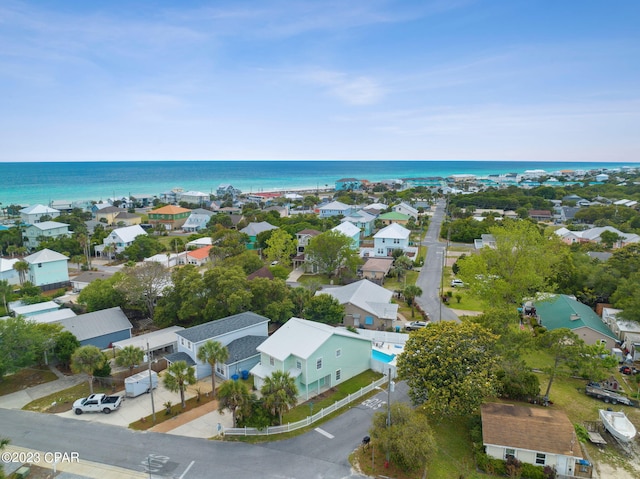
[73,393,123,415]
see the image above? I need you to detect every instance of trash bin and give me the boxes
[395,326,400,333]
[231,373,239,381]
[241,370,249,380]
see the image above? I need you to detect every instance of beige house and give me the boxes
[360,258,393,284]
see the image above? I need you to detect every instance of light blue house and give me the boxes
[0,258,19,285]
[341,210,376,237]
[168,311,270,380]
[24,248,69,291]
[373,223,410,258]
[251,317,372,400]
[318,201,353,218]
[331,221,361,250]
[22,221,70,251]
[335,178,362,191]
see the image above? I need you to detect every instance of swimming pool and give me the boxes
[372,349,396,363]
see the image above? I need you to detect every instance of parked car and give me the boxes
[619,365,639,375]
[405,321,428,331]
[72,393,122,415]
[450,279,464,287]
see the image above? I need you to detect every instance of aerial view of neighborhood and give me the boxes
[2,165,640,479]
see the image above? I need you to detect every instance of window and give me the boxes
[535,453,545,465]
[180,338,184,346]
[187,341,191,349]
[505,448,515,460]
[365,316,374,325]
[296,360,302,370]
[377,248,384,255]
[316,357,323,370]
[38,263,42,268]
[393,238,400,244]
[336,369,341,381]
[336,349,342,358]
[269,356,275,366]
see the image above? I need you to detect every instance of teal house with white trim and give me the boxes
[251,317,372,400]
[24,248,69,291]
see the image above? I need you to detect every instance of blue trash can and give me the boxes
[241,370,249,380]
[231,373,239,381]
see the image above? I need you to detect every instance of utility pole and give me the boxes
[147,341,156,423]
[385,367,393,467]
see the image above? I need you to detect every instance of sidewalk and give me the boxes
[149,398,224,437]
[0,366,85,410]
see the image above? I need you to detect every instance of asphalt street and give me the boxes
[0,382,409,478]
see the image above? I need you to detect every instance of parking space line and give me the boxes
[314,427,334,439]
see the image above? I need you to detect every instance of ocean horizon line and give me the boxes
[2,159,640,164]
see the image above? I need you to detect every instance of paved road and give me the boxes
[415,199,460,322]
[0,382,409,479]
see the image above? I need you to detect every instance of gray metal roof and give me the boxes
[225,336,267,364]
[165,352,196,366]
[177,311,270,343]
[59,306,132,342]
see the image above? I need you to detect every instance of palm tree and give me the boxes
[0,279,12,314]
[115,345,144,376]
[70,345,106,394]
[12,260,29,285]
[71,254,86,271]
[217,379,251,427]
[163,360,197,409]
[403,285,423,317]
[260,370,299,425]
[196,340,229,399]
[102,243,115,261]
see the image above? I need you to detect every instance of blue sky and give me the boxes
[1,0,639,162]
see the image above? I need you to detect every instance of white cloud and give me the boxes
[301,69,384,105]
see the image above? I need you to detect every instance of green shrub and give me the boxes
[521,462,546,479]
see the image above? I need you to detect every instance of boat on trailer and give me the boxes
[599,409,637,443]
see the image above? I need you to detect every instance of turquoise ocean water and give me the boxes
[1,160,638,206]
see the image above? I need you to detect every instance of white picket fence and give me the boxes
[224,376,388,436]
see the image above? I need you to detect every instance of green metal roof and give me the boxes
[533,294,616,340]
[378,211,410,220]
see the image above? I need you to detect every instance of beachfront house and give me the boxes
[22,221,70,251]
[216,184,242,200]
[240,222,278,250]
[335,178,363,191]
[59,307,133,349]
[318,201,352,218]
[481,403,592,478]
[373,223,411,258]
[19,204,61,224]
[95,224,147,257]
[178,190,210,206]
[251,317,372,400]
[316,279,399,330]
[331,221,361,250]
[166,311,270,381]
[148,205,192,231]
[23,248,69,291]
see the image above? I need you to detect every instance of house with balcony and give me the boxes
[166,311,270,381]
[341,210,376,237]
[148,205,192,231]
[19,204,60,224]
[22,221,70,251]
[318,201,352,218]
[23,248,69,291]
[292,229,321,270]
[250,317,372,400]
[178,191,210,206]
[373,223,410,258]
[216,184,242,200]
[335,178,363,191]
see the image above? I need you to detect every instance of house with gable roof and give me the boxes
[331,221,361,250]
[22,221,70,251]
[481,402,592,478]
[335,178,362,191]
[318,201,353,218]
[183,208,215,232]
[250,317,372,400]
[292,229,322,270]
[392,202,419,219]
[148,205,192,230]
[216,184,242,200]
[95,224,147,256]
[24,248,69,291]
[532,294,617,348]
[240,221,278,250]
[185,245,212,267]
[19,204,60,224]
[378,211,411,226]
[316,279,398,330]
[0,258,19,285]
[166,311,270,380]
[178,190,210,206]
[373,223,411,258]
[59,306,133,349]
[94,206,128,226]
[341,210,376,237]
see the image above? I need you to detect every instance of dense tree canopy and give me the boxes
[305,230,360,278]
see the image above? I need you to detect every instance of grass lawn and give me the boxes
[0,367,58,396]
[298,273,332,286]
[445,290,486,312]
[22,381,116,413]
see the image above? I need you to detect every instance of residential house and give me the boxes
[22,221,70,251]
[247,266,274,281]
[19,204,60,224]
[292,229,321,270]
[182,208,215,232]
[377,211,411,226]
[317,279,399,330]
[148,205,191,231]
[341,210,376,237]
[49,200,73,213]
[29,308,77,324]
[359,258,393,285]
[532,294,617,348]
[601,307,640,341]
[94,206,128,226]
[264,205,289,218]
[71,271,114,292]
[216,184,242,200]
[112,326,185,357]
[186,237,213,249]
[114,211,142,227]
[474,234,497,250]
[250,317,372,400]
[246,192,281,206]
[331,221,360,250]
[335,178,362,191]
[528,210,553,222]
[8,300,61,318]
[59,306,133,349]
[481,402,591,478]
[23,248,69,291]
[144,253,182,268]
[178,190,210,206]
[240,222,278,250]
[318,201,352,218]
[95,225,147,256]
[361,203,388,216]
[392,202,419,219]
[0,258,19,285]
[185,245,212,267]
[373,223,411,258]
[555,226,640,248]
[167,311,270,380]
